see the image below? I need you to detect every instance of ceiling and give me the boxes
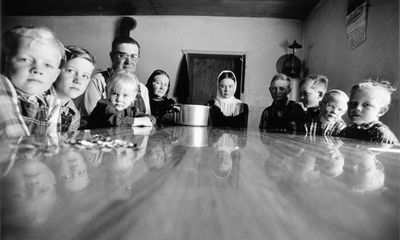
[3,0,321,20]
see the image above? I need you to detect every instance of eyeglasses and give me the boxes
[112,51,140,62]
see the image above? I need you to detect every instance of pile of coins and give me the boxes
[64,132,137,151]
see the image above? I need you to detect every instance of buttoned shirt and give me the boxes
[304,119,346,136]
[17,88,60,136]
[74,68,151,127]
[48,86,80,133]
[340,121,399,144]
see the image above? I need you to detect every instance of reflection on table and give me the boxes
[1,126,399,240]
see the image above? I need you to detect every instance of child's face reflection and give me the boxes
[216,151,232,172]
[145,146,165,171]
[58,151,89,192]
[5,160,57,225]
[11,160,56,202]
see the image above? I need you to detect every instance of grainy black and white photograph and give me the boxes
[0,0,399,239]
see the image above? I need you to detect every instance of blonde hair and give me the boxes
[301,74,329,95]
[106,70,139,97]
[3,26,65,65]
[351,79,396,107]
[270,73,291,87]
[322,89,349,103]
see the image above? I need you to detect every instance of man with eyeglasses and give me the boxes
[75,36,151,127]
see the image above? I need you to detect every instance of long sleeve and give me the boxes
[76,72,106,118]
[87,100,156,129]
[139,83,151,114]
[0,74,30,137]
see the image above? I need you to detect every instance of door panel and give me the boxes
[185,53,245,105]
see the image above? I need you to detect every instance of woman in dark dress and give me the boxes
[206,70,249,128]
[146,69,176,125]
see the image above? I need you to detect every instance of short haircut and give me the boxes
[106,70,139,97]
[322,89,349,103]
[3,25,65,65]
[64,45,96,66]
[301,74,329,94]
[146,69,170,98]
[270,73,291,87]
[111,36,141,55]
[350,79,396,107]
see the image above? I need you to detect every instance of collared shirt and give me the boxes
[17,88,61,136]
[0,74,29,137]
[304,119,346,136]
[340,121,399,144]
[87,99,156,129]
[60,100,80,132]
[259,99,305,133]
[74,68,151,127]
[305,106,320,122]
[49,86,80,133]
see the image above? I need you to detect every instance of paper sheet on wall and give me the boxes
[346,1,368,50]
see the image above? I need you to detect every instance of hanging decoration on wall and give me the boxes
[118,17,137,37]
[346,0,369,50]
[276,40,302,78]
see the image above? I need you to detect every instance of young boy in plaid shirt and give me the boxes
[50,46,95,132]
[304,89,348,136]
[0,26,65,136]
[340,80,399,144]
[259,73,304,133]
[297,74,329,133]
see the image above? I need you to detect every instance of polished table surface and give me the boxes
[1,126,399,240]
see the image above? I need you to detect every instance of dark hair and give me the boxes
[64,45,96,66]
[146,69,170,98]
[218,70,236,83]
[111,36,141,55]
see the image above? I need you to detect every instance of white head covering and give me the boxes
[215,70,242,116]
[212,133,238,179]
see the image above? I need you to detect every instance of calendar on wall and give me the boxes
[346,0,369,50]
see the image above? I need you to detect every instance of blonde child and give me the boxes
[87,70,155,128]
[259,73,304,132]
[304,89,348,136]
[51,46,96,132]
[342,147,385,194]
[340,80,399,144]
[299,74,329,121]
[0,26,65,136]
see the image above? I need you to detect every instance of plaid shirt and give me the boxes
[0,74,29,137]
[304,119,346,136]
[60,100,80,132]
[340,121,399,144]
[49,87,80,132]
[259,99,305,133]
[17,88,61,136]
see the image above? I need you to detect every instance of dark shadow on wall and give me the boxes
[113,17,137,38]
[174,56,190,104]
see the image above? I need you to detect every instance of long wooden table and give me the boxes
[1,126,399,240]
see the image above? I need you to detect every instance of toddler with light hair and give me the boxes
[340,80,398,144]
[87,70,155,128]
